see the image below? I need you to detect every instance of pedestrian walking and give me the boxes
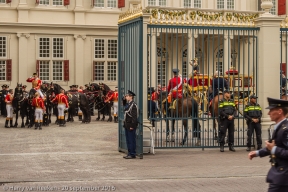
[248,97,288,192]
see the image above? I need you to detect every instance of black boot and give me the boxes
[10,120,13,128]
[246,146,251,151]
[257,145,262,150]
[59,119,62,127]
[78,115,82,121]
[34,122,38,130]
[229,144,236,152]
[114,116,116,123]
[220,143,224,152]
[39,122,42,130]
[5,120,9,128]
[116,116,118,123]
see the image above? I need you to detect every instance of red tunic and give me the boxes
[26,77,42,90]
[51,93,69,108]
[167,76,183,99]
[112,91,118,102]
[151,92,158,101]
[32,97,45,110]
[5,93,13,104]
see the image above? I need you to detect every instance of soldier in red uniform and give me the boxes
[4,89,13,128]
[32,92,45,130]
[167,69,183,100]
[51,88,69,127]
[104,87,119,123]
[26,73,44,98]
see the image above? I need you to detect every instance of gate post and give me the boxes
[255,14,282,143]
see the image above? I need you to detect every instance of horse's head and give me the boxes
[14,83,24,101]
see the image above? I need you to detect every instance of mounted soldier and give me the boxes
[209,71,229,102]
[26,73,44,98]
[167,68,183,106]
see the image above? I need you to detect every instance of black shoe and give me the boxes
[220,145,224,152]
[123,155,128,158]
[124,156,136,159]
[246,147,251,151]
[229,145,236,152]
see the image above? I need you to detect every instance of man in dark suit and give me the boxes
[123,90,138,159]
[248,97,288,192]
[209,71,229,102]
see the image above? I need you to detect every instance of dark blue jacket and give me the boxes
[258,119,288,185]
[212,77,228,96]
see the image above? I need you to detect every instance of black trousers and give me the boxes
[268,184,288,192]
[1,102,6,116]
[219,118,234,144]
[246,122,262,147]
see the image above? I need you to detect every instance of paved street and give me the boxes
[0,115,270,192]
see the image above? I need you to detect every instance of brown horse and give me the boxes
[209,94,224,140]
[160,92,200,145]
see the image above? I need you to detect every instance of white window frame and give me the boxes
[183,0,202,8]
[0,36,8,81]
[94,0,118,8]
[0,36,7,59]
[216,0,234,10]
[148,0,167,7]
[38,37,65,81]
[270,0,277,15]
[38,0,64,6]
[0,0,6,4]
[93,38,118,82]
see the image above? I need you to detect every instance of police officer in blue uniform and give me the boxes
[123,90,138,159]
[244,94,262,151]
[209,71,229,102]
[248,97,288,192]
[219,90,236,152]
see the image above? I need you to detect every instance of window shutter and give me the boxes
[6,59,12,81]
[118,0,125,8]
[281,63,286,76]
[35,0,39,4]
[6,0,12,3]
[278,0,286,15]
[64,0,70,6]
[92,62,95,81]
[64,60,69,81]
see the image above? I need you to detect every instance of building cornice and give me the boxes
[0,22,118,30]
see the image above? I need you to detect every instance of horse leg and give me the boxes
[180,120,188,145]
[107,107,112,122]
[101,113,105,121]
[213,118,218,140]
[21,114,25,128]
[96,110,100,121]
[171,118,175,142]
[13,110,19,127]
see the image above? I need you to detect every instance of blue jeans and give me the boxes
[125,128,136,156]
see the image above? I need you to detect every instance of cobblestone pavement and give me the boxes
[0,116,270,192]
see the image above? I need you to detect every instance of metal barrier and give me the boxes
[118,7,260,154]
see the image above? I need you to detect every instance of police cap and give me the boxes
[249,94,258,99]
[266,97,288,109]
[223,89,230,93]
[1,84,6,88]
[126,90,136,97]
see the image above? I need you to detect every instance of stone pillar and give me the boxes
[150,32,157,88]
[17,33,30,84]
[74,34,86,86]
[255,1,283,142]
[17,0,29,23]
[74,0,85,25]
